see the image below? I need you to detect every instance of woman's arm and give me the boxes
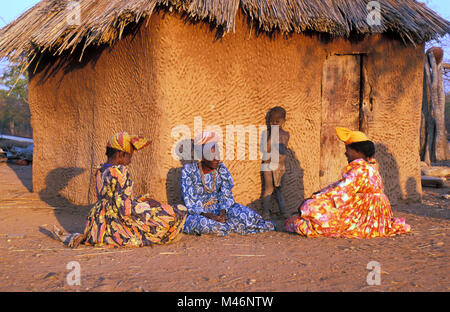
[181,165,204,215]
[136,194,161,207]
[108,166,137,216]
[216,164,235,212]
[313,166,360,201]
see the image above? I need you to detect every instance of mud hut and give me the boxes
[0,0,448,213]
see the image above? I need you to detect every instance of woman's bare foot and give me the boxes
[51,225,67,242]
[68,234,84,248]
[51,225,83,248]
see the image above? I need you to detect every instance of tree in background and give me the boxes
[0,62,32,138]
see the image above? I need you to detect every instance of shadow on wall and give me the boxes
[375,143,402,204]
[405,176,422,203]
[165,139,305,223]
[166,139,196,205]
[39,167,92,233]
[375,143,421,204]
[30,20,144,85]
[247,148,304,220]
[374,143,449,220]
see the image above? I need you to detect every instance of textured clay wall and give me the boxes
[357,38,424,203]
[29,18,164,206]
[29,10,423,214]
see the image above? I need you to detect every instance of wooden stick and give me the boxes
[0,206,65,210]
[75,249,136,257]
[230,254,265,257]
[421,176,445,188]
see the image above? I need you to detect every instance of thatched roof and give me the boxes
[0,0,449,68]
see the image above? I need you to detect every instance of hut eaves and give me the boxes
[0,0,448,69]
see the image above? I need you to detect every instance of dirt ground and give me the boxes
[0,163,448,292]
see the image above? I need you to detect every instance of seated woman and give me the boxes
[285,127,411,238]
[52,132,187,248]
[181,132,275,236]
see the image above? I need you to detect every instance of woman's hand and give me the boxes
[140,196,161,207]
[216,209,227,223]
[298,198,311,214]
[201,211,226,223]
[147,199,161,207]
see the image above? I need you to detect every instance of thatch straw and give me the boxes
[0,0,448,70]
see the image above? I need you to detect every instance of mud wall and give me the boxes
[29,10,424,214]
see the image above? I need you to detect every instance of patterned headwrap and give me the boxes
[335,127,369,145]
[194,131,219,146]
[107,132,150,154]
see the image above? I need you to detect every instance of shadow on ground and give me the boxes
[39,167,93,233]
[7,163,33,192]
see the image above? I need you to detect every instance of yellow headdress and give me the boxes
[335,127,369,145]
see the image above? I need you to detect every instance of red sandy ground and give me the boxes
[0,163,448,292]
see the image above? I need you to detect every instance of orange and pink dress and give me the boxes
[285,157,411,238]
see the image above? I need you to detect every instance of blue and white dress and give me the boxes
[181,162,275,236]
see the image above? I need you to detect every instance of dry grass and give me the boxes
[0,0,448,71]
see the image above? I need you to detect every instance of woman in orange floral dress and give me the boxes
[285,127,411,238]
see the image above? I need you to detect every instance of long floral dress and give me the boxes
[285,158,411,238]
[82,164,187,247]
[181,162,275,236]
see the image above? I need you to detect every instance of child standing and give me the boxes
[261,106,290,219]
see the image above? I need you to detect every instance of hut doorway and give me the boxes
[319,54,363,187]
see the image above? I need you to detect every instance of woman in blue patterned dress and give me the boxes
[181,132,275,236]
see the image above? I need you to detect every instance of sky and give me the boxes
[0,0,39,72]
[0,0,450,74]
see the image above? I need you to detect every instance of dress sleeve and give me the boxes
[313,164,361,203]
[181,164,204,215]
[135,194,150,203]
[217,164,235,211]
[109,165,137,217]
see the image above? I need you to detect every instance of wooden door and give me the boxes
[320,54,361,188]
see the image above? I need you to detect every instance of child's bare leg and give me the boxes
[274,186,287,217]
[262,170,274,218]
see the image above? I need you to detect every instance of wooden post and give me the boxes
[421,47,448,164]
[429,48,448,161]
[422,52,435,164]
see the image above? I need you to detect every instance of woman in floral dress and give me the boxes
[52,132,187,248]
[285,127,411,238]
